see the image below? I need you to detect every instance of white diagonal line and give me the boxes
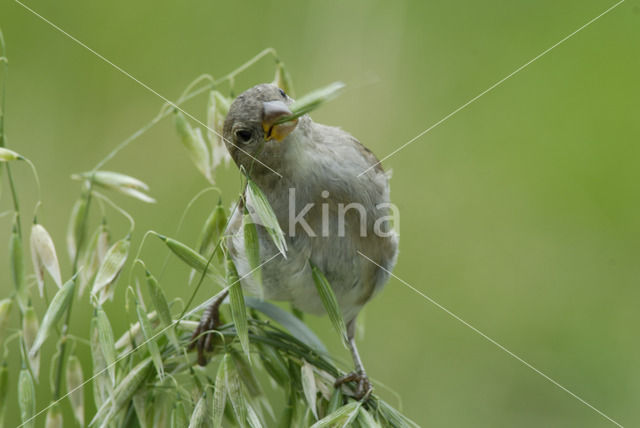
[359,0,625,176]
[17,252,281,428]
[357,250,624,427]
[14,0,283,178]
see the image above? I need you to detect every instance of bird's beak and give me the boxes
[262,101,298,141]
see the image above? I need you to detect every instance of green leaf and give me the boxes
[310,263,348,345]
[244,297,328,355]
[246,179,287,257]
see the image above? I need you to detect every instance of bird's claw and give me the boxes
[335,370,372,400]
[189,297,224,366]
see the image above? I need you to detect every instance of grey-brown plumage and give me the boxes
[192,83,398,398]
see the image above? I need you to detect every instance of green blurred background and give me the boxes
[1,0,639,426]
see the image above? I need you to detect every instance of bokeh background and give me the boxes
[1,0,639,426]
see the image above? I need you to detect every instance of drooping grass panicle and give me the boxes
[0,48,415,428]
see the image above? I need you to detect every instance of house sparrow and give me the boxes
[191,83,398,398]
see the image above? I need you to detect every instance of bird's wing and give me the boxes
[349,135,385,175]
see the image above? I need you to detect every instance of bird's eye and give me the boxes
[235,129,252,143]
[279,88,286,98]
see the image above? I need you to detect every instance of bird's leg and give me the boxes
[189,289,229,366]
[335,319,372,400]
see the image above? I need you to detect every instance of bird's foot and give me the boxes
[335,370,373,400]
[189,291,228,366]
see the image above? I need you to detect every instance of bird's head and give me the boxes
[223,83,299,176]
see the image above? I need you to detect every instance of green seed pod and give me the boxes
[91,236,130,305]
[144,270,178,349]
[157,234,216,276]
[114,310,158,352]
[22,305,40,378]
[246,179,287,256]
[0,362,8,427]
[300,360,318,419]
[311,401,360,428]
[276,81,345,125]
[30,223,63,296]
[225,356,247,428]
[170,399,188,428]
[227,257,249,358]
[77,223,104,297]
[18,368,35,428]
[91,357,153,426]
[327,387,343,414]
[66,354,84,426]
[135,300,164,379]
[356,407,380,428]
[132,391,147,428]
[0,147,24,161]
[89,315,109,409]
[0,298,12,344]
[188,391,208,428]
[197,199,226,259]
[273,61,295,97]
[213,91,231,117]
[78,170,148,191]
[243,207,263,299]
[207,91,232,170]
[29,276,76,357]
[95,307,117,385]
[74,170,155,203]
[212,355,228,428]
[175,110,212,183]
[44,403,63,428]
[9,219,25,295]
[67,197,88,262]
